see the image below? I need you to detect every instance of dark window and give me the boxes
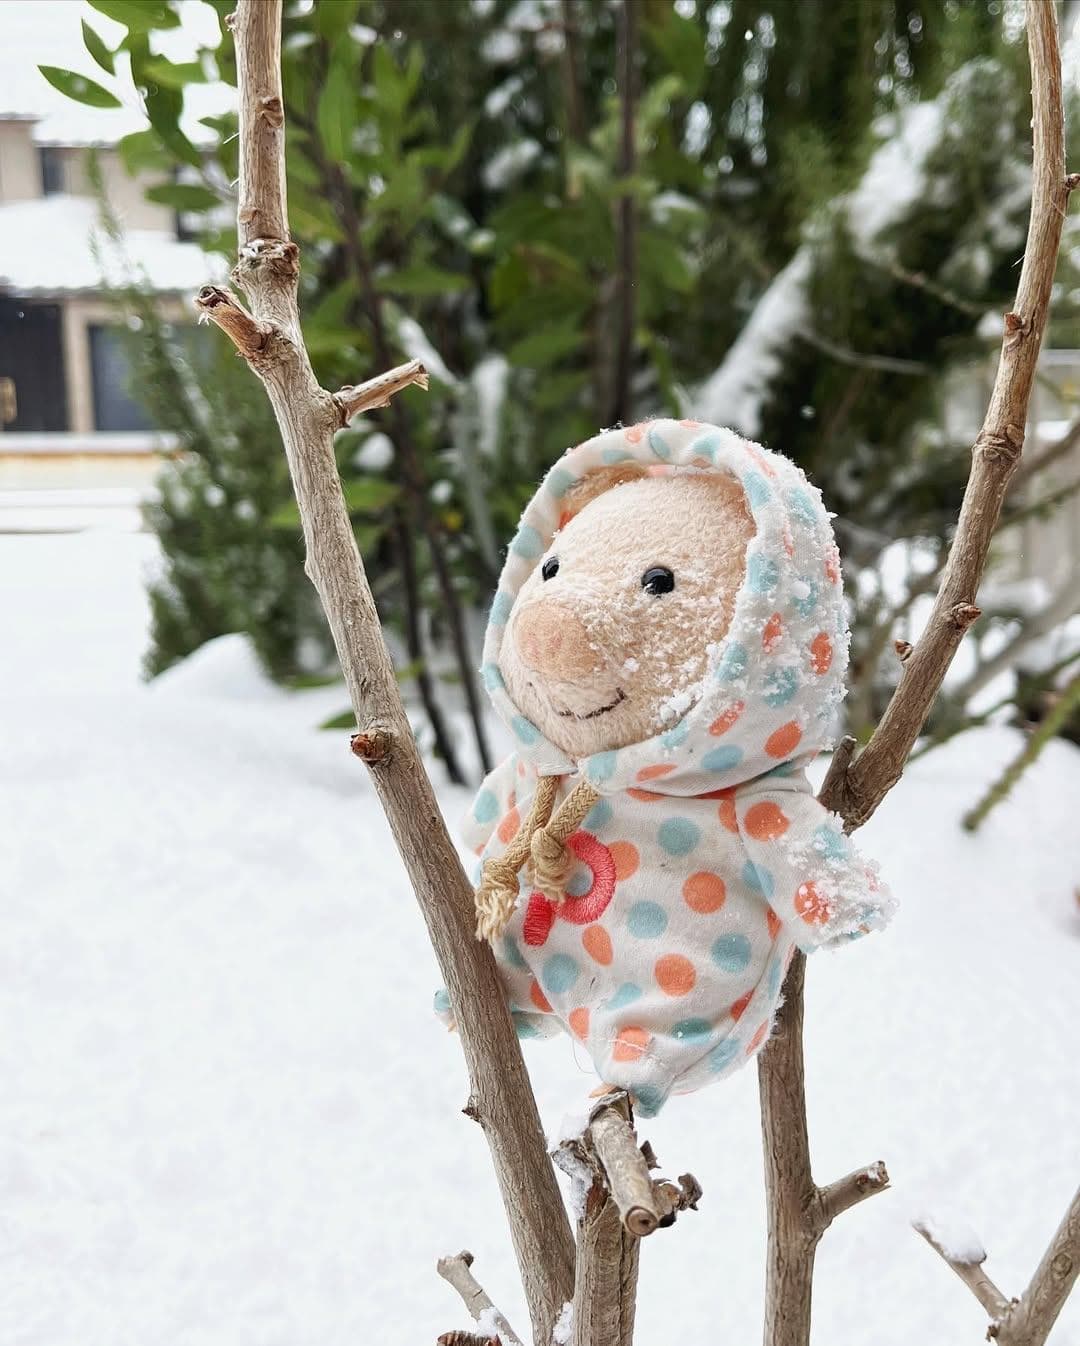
[0,299,67,431]
[89,325,152,431]
[39,147,65,195]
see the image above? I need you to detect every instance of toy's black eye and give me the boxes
[642,566,675,595]
[541,556,560,581]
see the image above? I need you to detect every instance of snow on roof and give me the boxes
[0,195,223,297]
[0,0,232,148]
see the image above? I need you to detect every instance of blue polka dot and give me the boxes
[587,751,618,784]
[647,428,672,460]
[690,431,721,460]
[787,487,817,526]
[511,525,544,558]
[715,641,748,681]
[792,578,819,617]
[566,866,592,897]
[763,666,799,707]
[502,936,528,971]
[707,1038,740,1073]
[470,859,482,885]
[813,824,849,860]
[474,789,499,823]
[632,1085,668,1118]
[607,982,642,1010]
[765,759,798,778]
[672,1017,712,1043]
[627,901,668,939]
[602,446,632,464]
[513,1012,543,1040]
[511,715,540,744]
[584,798,613,831]
[542,953,579,995]
[748,553,780,594]
[546,467,576,498]
[703,744,744,772]
[433,988,451,1016]
[711,932,752,973]
[767,959,783,998]
[658,817,700,856]
[743,470,771,510]
[742,860,774,898]
[481,662,504,691]
[661,719,690,748]
[490,590,513,625]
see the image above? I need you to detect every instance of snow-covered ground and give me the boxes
[2,530,1078,1346]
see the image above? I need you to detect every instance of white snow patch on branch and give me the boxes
[912,1207,988,1265]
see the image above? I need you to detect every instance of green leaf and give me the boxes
[314,0,360,38]
[319,708,356,731]
[646,13,705,97]
[146,181,220,211]
[81,19,116,76]
[341,478,401,513]
[38,65,121,109]
[142,81,202,169]
[141,57,206,88]
[88,1,181,31]
[119,128,171,174]
[316,50,357,164]
[384,262,470,297]
[507,317,583,368]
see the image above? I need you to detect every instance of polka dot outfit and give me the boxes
[443,420,894,1117]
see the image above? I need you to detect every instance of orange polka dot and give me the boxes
[766,907,782,940]
[762,613,783,653]
[557,508,575,530]
[569,1007,590,1040]
[795,881,830,926]
[718,796,739,833]
[810,633,833,675]
[582,924,613,966]
[746,1021,770,1054]
[680,418,701,429]
[497,807,521,844]
[627,788,664,802]
[825,544,841,584]
[655,955,696,997]
[637,763,676,782]
[530,980,552,1013]
[765,721,802,759]
[625,422,649,444]
[613,1026,650,1062]
[608,841,640,881]
[744,801,790,841]
[709,701,745,736]
[783,522,795,558]
[730,990,753,1021]
[683,871,727,914]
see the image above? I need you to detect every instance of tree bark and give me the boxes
[197,5,574,1340]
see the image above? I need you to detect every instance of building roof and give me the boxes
[0,195,223,297]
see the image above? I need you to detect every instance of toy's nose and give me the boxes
[513,603,600,682]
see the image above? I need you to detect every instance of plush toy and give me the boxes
[440,419,894,1117]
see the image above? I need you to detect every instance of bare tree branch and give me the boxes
[437,1251,524,1346]
[758,8,1076,1345]
[198,5,574,1340]
[916,1188,1080,1345]
[334,359,429,423]
[823,0,1075,831]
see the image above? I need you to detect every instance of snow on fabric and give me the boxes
[449,419,893,1115]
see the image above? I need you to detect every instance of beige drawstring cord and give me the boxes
[474,775,601,941]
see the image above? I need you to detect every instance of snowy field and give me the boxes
[2,528,1078,1346]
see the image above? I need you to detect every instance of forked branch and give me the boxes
[758,6,1076,1345]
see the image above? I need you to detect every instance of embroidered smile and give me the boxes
[555,688,626,720]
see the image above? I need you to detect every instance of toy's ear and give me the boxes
[558,462,648,526]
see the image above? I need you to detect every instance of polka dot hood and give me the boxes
[442,419,895,1117]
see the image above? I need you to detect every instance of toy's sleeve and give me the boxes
[734,770,895,953]
[459,754,519,857]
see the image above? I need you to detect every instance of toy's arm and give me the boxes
[734,770,895,953]
[459,754,519,857]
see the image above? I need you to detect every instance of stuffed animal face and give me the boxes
[498,472,754,759]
